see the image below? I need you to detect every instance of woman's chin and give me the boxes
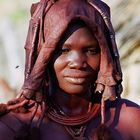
[61,85,88,95]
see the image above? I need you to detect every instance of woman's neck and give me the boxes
[50,89,92,117]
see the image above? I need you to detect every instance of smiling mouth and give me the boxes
[64,77,87,84]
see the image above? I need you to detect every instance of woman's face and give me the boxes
[52,27,100,95]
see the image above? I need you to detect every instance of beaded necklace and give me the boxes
[47,99,101,138]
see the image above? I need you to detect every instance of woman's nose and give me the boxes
[68,51,87,69]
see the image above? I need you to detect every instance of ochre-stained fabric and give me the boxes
[22,0,122,101]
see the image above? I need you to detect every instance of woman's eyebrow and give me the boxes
[84,42,99,47]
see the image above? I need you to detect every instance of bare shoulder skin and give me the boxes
[105,99,140,140]
[114,99,140,140]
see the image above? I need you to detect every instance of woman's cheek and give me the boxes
[88,54,100,71]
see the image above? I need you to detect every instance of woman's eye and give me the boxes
[84,47,100,55]
[59,48,70,54]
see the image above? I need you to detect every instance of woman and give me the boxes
[0,0,140,140]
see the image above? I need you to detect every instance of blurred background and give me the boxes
[0,0,140,104]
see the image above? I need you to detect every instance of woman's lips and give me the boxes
[64,70,91,84]
[64,76,87,84]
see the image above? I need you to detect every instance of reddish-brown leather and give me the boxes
[22,0,122,101]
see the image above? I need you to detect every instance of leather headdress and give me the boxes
[21,0,122,103]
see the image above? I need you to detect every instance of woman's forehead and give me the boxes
[58,20,96,46]
[64,27,98,46]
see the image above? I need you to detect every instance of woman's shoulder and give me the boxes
[108,98,139,109]
[0,107,39,139]
[116,98,140,123]
[0,112,25,140]
[109,98,140,122]
[109,98,140,139]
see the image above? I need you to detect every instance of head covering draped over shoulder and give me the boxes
[22,0,122,102]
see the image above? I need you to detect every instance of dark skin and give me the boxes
[50,27,100,117]
[0,27,140,140]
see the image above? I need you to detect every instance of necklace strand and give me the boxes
[47,103,100,125]
[47,99,100,140]
[47,99,100,138]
